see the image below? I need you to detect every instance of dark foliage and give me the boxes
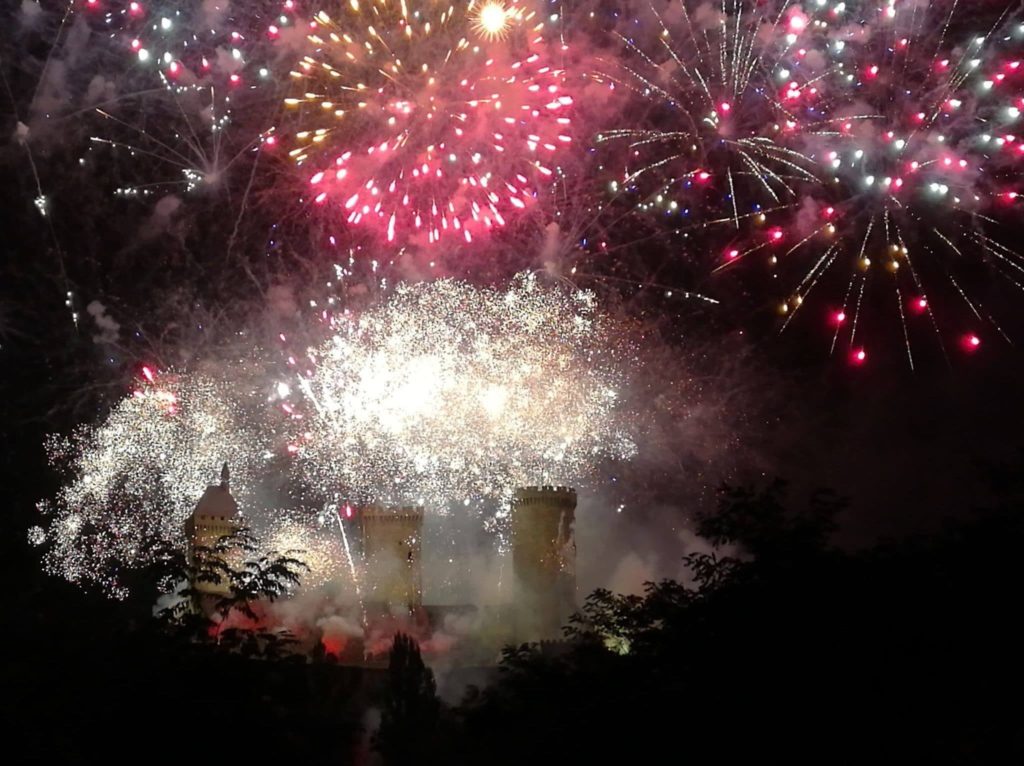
[446,483,1024,764]
[153,527,307,659]
[8,443,1024,763]
[375,632,441,764]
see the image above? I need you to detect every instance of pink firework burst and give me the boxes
[284,1,573,246]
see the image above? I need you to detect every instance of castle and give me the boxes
[184,468,578,647]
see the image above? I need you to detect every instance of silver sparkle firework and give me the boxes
[32,275,637,595]
[287,272,637,513]
[33,371,273,597]
[259,508,357,590]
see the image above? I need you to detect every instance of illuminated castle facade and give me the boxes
[354,488,578,644]
[183,470,578,646]
[511,486,577,641]
[360,504,424,610]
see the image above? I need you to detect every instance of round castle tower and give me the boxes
[184,463,240,597]
[511,486,577,641]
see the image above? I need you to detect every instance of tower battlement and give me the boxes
[514,486,577,508]
[361,505,425,522]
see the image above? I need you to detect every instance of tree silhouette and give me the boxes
[453,480,1024,763]
[698,478,843,559]
[375,632,440,764]
[155,527,307,658]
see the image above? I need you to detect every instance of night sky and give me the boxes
[5,0,1024,589]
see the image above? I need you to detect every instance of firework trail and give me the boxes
[601,1,1024,365]
[282,0,573,246]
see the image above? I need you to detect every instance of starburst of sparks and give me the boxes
[283,273,636,514]
[596,1,819,226]
[472,0,515,41]
[283,1,572,245]
[600,1,1024,365]
[79,0,296,195]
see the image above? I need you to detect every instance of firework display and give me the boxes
[15,0,1024,604]
[80,0,299,195]
[285,272,636,511]
[259,508,357,589]
[80,0,297,84]
[32,370,274,597]
[596,1,819,227]
[283,0,573,244]
[30,274,636,594]
[602,0,1024,364]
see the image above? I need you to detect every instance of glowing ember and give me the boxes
[474,1,513,41]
